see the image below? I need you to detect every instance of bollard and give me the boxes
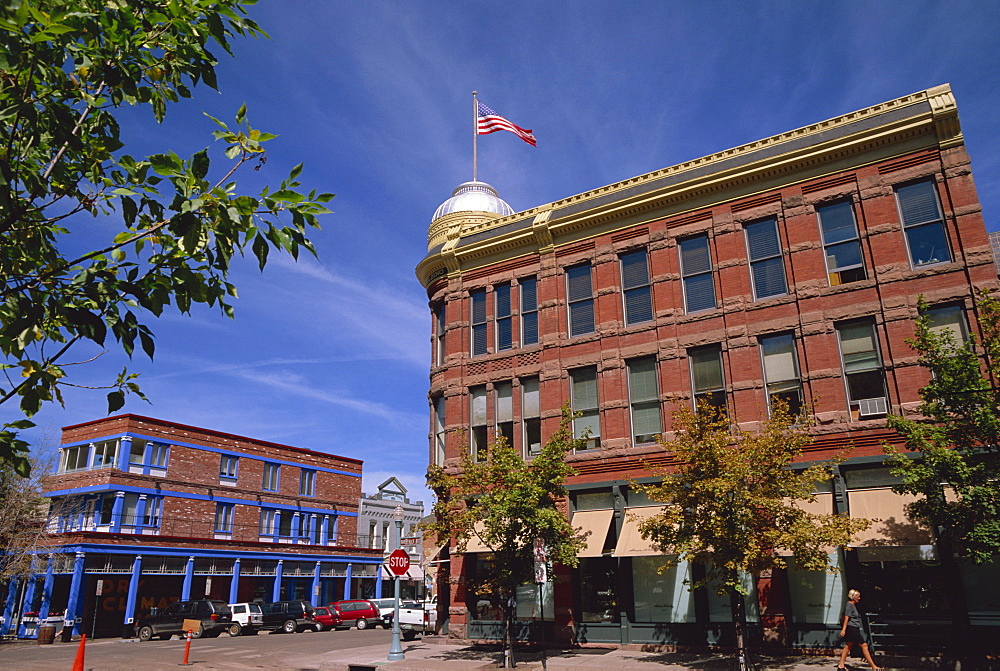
[180,629,194,666]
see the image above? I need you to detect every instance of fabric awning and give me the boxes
[848,488,932,546]
[613,506,665,557]
[572,509,614,557]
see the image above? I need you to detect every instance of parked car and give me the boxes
[397,601,437,641]
[369,598,401,629]
[329,599,380,630]
[227,602,263,636]
[311,605,342,631]
[135,599,232,641]
[259,600,316,633]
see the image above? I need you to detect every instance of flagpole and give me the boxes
[472,91,478,182]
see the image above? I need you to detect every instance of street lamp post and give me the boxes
[388,505,405,662]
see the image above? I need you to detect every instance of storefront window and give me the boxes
[786,553,844,624]
[961,558,1000,625]
[514,582,554,620]
[579,556,618,623]
[857,559,950,619]
[706,571,760,623]
[631,556,695,623]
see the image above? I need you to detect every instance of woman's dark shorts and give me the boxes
[843,625,866,644]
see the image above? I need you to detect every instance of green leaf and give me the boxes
[107,390,125,413]
[191,148,210,180]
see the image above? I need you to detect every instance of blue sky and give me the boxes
[12,1,1000,508]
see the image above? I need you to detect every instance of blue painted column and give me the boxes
[320,516,330,545]
[311,562,321,606]
[64,552,86,637]
[343,564,352,600]
[17,573,37,638]
[331,516,339,544]
[134,495,147,534]
[38,555,55,620]
[272,560,284,602]
[375,561,384,599]
[110,491,125,533]
[123,555,142,634]
[229,559,241,604]
[118,436,132,471]
[181,556,195,601]
[291,513,301,542]
[2,576,20,636]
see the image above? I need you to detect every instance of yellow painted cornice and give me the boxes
[417,85,963,290]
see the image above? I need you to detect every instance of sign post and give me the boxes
[387,507,407,662]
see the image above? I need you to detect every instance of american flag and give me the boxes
[477,101,537,147]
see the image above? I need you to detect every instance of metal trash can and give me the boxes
[37,624,56,645]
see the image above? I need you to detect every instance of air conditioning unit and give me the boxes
[857,397,888,417]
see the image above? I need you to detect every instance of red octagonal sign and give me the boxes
[387,548,410,576]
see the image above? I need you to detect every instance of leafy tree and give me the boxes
[885,292,1000,564]
[638,404,869,670]
[425,408,585,669]
[0,0,331,476]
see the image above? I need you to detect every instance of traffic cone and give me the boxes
[71,633,86,671]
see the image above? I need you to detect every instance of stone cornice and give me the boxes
[417,85,963,289]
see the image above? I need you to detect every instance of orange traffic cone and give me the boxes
[71,633,86,671]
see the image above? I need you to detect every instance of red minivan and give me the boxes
[329,599,380,629]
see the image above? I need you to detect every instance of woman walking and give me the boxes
[837,589,881,670]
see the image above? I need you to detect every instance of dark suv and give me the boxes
[135,599,232,641]
[259,600,316,633]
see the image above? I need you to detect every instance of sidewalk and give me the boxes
[325,637,937,671]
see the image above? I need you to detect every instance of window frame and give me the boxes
[299,468,316,497]
[679,234,716,313]
[627,356,661,444]
[759,332,804,417]
[521,376,541,457]
[262,462,280,492]
[470,385,488,461]
[494,283,513,351]
[570,366,601,450]
[432,395,446,466]
[816,200,866,286]
[619,249,653,325]
[214,503,234,534]
[688,344,727,415]
[744,218,787,300]
[220,454,238,481]
[565,263,596,337]
[470,288,488,356]
[433,302,446,366]
[494,381,514,449]
[894,179,952,268]
[835,319,888,418]
[519,277,539,345]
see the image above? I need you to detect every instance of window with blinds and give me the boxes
[495,284,513,351]
[816,200,866,285]
[835,320,887,417]
[627,356,661,444]
[495,381,514,448]
[620,249,653,325]
[566,263,595,336]
[432,396,446,466]
[679,235,716,313]
[520,277,539,345]
[688,344,726,416]
[570,366,600,449]
[470,289,487,355]
[895,180,951,267]
[521,376,541,457]
[744,218,786,299]
[922,304,968,346]
[759,332,802,417]
[434,303,446,366]
[470,385,488,461]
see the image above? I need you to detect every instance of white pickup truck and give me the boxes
[396,601,436,641]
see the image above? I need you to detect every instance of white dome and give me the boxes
[432,181,513,222]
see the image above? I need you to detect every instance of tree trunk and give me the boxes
[502,595,515,668]
[728,574,751,671]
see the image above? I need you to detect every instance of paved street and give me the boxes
[0,629,943,671]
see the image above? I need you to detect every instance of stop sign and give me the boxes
[387,548,410,576]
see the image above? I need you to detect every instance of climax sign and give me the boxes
[387,548,410,576]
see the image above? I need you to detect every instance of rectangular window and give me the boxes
[432,396,446,466]
[627,356,661,444]
[744,218,786,299]
[566,263,595,336]
[148,443,169,469]
[520,277,538,345]
[817,200,866,285]
[260,509,277,536]
[278,511,293,537]
[262,463,280,492]
[923,304,968,344]
[895,180,951,266]
[836,320,888,418]
[60,445,89,473]
[495,381,514,448]
[522,377,541,457]
[220,455,238,480]
[679,235,716,313]
[214,503,234,533]
[689,344,726,415]
[570,367,600,449]
[98,495,115,526]
[143,498,161,527]
[470,385,488,461]
[495,284,513,351]
[470,289,488,355]
[620,249,653,325]
[760,333,803,417]
[300,469,316,497]
[90,440,118,470]
[434,303,446,366]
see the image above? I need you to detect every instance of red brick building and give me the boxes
[417,85,999,651]
[2,415,384,639]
